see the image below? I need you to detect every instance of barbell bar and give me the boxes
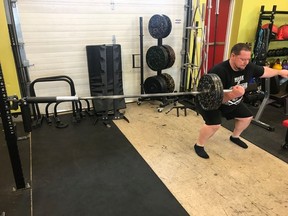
[23,90,231,103]
[18,74,231,111]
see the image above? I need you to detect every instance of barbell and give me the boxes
[20,74,230,111]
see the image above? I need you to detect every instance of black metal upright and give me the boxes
[4,0,31,97]
[180,0,193,92]
[139,17,144,94]
[0,64,26,189]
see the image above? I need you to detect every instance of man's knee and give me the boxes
[243,116,253,121]
[236,116,253,123]
[206,124,221,131]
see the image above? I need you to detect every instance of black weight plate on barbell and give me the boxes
[148,14,172,39]
[146,45,169,71]
[211,74,224,109]
[207,73,224,110]
[196,74,224,111]
[162,45,175,68]
[160,73,175,93]
[144,75,168,94]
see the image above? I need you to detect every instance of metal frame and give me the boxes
[251,78,275,131]
[0,64,27,190]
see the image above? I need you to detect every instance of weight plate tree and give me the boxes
[145,14,175,95]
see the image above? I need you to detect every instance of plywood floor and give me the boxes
[114,102,288,216]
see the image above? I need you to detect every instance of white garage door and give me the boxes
[17,0,186,112]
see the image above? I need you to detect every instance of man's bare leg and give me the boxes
[230,117,253,148]
[194,124,221,159]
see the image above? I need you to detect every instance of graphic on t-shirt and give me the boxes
[224,75,246,106]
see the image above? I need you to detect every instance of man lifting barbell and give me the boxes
[194,43,288,159]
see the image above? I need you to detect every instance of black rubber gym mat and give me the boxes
[221,104,288,163]
[0,122,31,216]
[30,115,189,216]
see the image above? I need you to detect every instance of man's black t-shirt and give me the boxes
[208,60,265,106]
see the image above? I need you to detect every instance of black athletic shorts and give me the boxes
[196,101,253,125]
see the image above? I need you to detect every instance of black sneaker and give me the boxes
[229,136,248,149]
[194,144,209,159]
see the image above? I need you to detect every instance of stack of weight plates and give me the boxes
[144,14,175,94]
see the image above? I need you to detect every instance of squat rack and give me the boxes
[0,64,28,190]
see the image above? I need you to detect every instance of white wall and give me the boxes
[17,0,186,112]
